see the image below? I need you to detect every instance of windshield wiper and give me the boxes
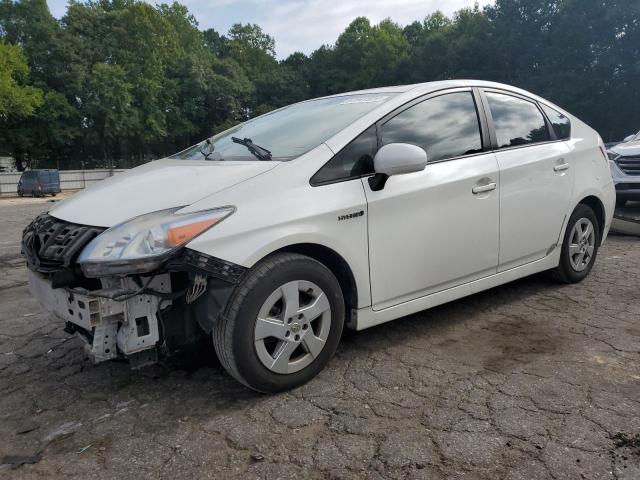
[199,138,215,160]
[232,137,272,161]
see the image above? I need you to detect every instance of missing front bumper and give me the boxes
[28,270,170,364]
[25,246,248,368]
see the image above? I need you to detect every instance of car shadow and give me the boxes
[134,270,562,396]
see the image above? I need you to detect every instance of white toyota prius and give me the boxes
[23,80,615,392]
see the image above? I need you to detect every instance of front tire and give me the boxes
[213,253,345,393]
[550,204,600,284]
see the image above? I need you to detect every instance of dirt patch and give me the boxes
[613,433,640,456]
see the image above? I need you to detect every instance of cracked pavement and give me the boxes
[1,198,639,479]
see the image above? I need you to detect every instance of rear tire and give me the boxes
[213,252,345,393]
[549,204,600,284]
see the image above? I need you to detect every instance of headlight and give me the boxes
[78,206,234,277]
[607,150,620,161]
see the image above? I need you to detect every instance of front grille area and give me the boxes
[616,156,640,176]
[21,213,105,274]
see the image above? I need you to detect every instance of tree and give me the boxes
[84,63,134,162]
[0,41,43,117]
[1,0,638,168]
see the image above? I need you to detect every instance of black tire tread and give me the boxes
[212,252,335,390]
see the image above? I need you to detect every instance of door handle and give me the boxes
[554,161,570,172]
[472,182,497,194]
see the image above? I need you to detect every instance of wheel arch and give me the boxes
[269,243,358,328]
[578,195,605,245]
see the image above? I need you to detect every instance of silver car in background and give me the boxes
[608,130,640,207]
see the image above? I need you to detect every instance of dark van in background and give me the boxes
[17,170,61,197]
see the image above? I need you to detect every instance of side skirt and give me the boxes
[353,250,561,331]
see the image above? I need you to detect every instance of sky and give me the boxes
[46,0,491,58]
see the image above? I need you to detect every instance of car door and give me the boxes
[363,89,500,311]
[22,172,34,192]
[40,171,49,193]
[481,90,575,271]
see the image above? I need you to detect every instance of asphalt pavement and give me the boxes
[1,196,639,479]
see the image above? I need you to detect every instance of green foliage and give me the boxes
[0,0,638,168]
[0,40,44,167]
[0,41,43,117]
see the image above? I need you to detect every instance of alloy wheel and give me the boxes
[254,280,331,374]
[568,217,595,272]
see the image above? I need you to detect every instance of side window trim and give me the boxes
[471,87,492,152]
[375,87,490,164]
[477,88,498,149]
[538,102,572,141]
[536,100,558,141]
[479,88,563,152]
[309,124,379,187]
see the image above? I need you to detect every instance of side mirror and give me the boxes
[369,143,427,191]
[623,135,635,143]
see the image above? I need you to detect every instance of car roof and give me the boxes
[317,80,569,113]
[333,79,544,100]
[319,84,421,97]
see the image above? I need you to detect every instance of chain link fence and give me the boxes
[0,169,127,197]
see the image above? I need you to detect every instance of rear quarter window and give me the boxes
[541,104,571,140]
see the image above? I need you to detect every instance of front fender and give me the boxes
[183,157,372,308]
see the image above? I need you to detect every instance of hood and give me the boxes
[611,140,640,157]
[50,159,279,227]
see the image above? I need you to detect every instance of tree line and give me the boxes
[0,0,638,170]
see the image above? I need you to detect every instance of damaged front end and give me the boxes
[22,212,244,368]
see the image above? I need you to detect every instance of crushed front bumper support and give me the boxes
[28,270,171,366]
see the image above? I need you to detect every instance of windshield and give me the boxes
[171,93,397,161]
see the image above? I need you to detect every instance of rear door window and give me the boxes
[486,92,550,149]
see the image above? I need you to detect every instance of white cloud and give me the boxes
[47,0,492,58]
[259,0,487,57]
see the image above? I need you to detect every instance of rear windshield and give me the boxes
[171,93,397,162]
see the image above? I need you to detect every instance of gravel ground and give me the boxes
[1,197,639,479]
